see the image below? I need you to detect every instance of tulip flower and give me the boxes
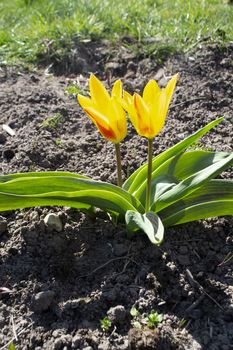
[121,74,178,210]
[78,74,127,187]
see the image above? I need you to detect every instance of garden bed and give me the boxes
[0,42,232,350]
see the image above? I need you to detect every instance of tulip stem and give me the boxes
[115,143,123,187]
[146,138,153,212]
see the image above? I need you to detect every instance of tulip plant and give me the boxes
[0,74,232,245]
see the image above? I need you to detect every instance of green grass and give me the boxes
[0,0,232,65]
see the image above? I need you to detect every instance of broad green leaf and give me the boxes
[125,210,164,245]
[135,150,229,206]
[0,191,91,211]
[154,153,233,212]
[0,189,138,216]
[0,173,144,213]
[160,179,233,226]
[124,117,223,193]
[0,171,90,182]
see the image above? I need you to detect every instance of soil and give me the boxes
[0,42,232,350]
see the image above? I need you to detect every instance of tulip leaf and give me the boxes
[159,179,233,226]
[0,173,145,213]
[125,210,164,245]
[124,117,223,193]
[155,152,233,212]
[135,150,230,206]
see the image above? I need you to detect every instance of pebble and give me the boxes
[53,335,72,350]
[44,213,63,232]
[33,290,55,312]
[72,334,82,348]
[0,216,7,235]
[97,341,110,350]
[107,305,127,324]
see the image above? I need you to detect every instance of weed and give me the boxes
[130,306,163,328]
[64,83,82,96]
[54,138,62,146]
[100,317,112,331]
[40,113,64,129]
[146,310,163,327]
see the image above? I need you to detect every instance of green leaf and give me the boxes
[135,150,230,208]
[8,343,16,350]
[123,117,223,193]
[160,179,233,226]
[125,210,164,245]
[155,153,233,212]
[0,173,144,214]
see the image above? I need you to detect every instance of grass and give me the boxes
[0,0,232,65]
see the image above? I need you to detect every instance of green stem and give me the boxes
[115,143,123,187]
[146,138,153,212]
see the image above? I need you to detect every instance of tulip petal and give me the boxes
[163,73,178,120]
[84,107,118,143]
[150,91,167,137]
[89,74,111,112]
[84,106,110,130]
[112,80,122,98]
[133,93,151,135]
[77,94,93,109]
[143,80,160,107]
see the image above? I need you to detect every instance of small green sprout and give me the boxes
[130,306,163,328]
[8,343,16,350]
[54,138,62,146]
[178,318,188,328]
[100,317,112,331]
[146,310,163,328]
[64,83,82,96]
[40,113,64,129]
[130,306,140,318]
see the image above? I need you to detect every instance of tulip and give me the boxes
[78,74,127,187]
[78,74,127,144]
[121,74,178,211]
[121,74,178,139]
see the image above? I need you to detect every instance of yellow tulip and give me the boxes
[78,74,127,144]
[121,74,178,139]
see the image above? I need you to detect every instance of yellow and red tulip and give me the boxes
[121,74,178,139]
[78,74,127,144]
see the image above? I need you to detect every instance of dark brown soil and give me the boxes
[0,42,232,350]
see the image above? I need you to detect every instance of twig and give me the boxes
[186,269,224,311]
[0,321,34,350]
[78,256,132,278]
[10,315,18,341]
[170,96,208,110]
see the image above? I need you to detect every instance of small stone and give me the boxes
[107,305,127,324]
[97,341,110,350]
[72,334,82,348]
[53,335,72,350]
[44,213,63,232]
[82,347,93,350]
[0,216,7,235]
[33,290,55,312]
